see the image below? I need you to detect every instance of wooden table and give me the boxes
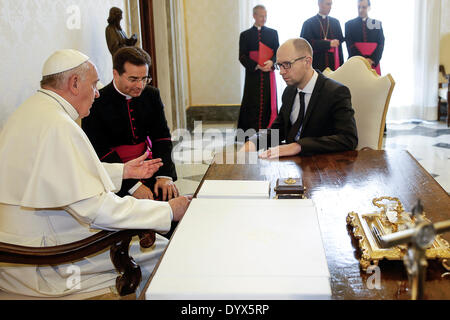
[192,150,450,300]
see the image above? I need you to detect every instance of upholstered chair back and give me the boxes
[323,56,395,150]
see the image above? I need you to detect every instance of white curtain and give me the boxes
[412,0,441,121]
[384,0,441,121]
[237,0,442,122]
[167,0,189,130]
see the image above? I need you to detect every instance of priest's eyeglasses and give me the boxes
[127,76,152,85]
[275,56,307,70]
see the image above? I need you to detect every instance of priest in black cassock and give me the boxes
[345,0,385,75]
[82,47,178,203]
[238,5,279,133]
[300,0,344,72]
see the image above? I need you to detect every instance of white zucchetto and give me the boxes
[42,49,90,76]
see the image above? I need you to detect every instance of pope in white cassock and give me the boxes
[0,49,191,298]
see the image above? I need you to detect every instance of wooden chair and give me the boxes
[438,64,449,127]
[323,56,395,150]
[0,229,156,300]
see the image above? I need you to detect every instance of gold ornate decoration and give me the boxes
[284,178,297,185]
[346,197,450,271]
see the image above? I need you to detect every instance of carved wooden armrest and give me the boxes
[0,229,156,296]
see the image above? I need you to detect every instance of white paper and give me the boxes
[146,198,331,300]
[196,180,270,199]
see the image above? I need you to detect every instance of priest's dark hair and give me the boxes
[113,46,152,75]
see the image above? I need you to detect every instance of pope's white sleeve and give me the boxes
[101,163,124,192]
[65,192,173,232]
[128,181,143,195]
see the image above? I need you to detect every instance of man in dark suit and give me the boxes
[240,38,358,158]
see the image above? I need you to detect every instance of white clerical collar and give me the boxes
[38,88,79,121]
[362,17,368,21]
[297,70,318,94]
[113,79,132,100]
[254,25,262,31]
[318,13,328,19]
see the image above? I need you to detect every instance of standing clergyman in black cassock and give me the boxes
[238,5,280,133]
[345,0,385,75]
[300,0,344,72]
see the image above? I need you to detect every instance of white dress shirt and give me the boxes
[290,70,319,141]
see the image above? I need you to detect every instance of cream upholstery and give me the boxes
[323,56,395,150]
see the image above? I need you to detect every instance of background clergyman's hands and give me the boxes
[258,60,274,72]
[330,39,340,48]
[123,152,163,180]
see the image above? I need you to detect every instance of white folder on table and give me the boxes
[146,198,331,300]
[196,180,270,199]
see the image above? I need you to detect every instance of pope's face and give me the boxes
[253,9,267,27]
[76,62,100,118]
[113,62,149,98]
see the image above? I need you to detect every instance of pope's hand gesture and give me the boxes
[123,151,163,180]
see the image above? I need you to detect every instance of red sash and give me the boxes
[112,142,149,163]
[328,43,340,70]
[249,45,277,128]
[354,42,381,75]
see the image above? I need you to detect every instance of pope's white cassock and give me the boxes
[0,79,172,297]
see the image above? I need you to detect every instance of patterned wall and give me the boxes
[184,0,241,105]
[0,0,126,129]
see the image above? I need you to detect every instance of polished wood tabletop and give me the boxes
[194,149,450,300]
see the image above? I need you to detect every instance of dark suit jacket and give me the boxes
[251,71,358,156]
